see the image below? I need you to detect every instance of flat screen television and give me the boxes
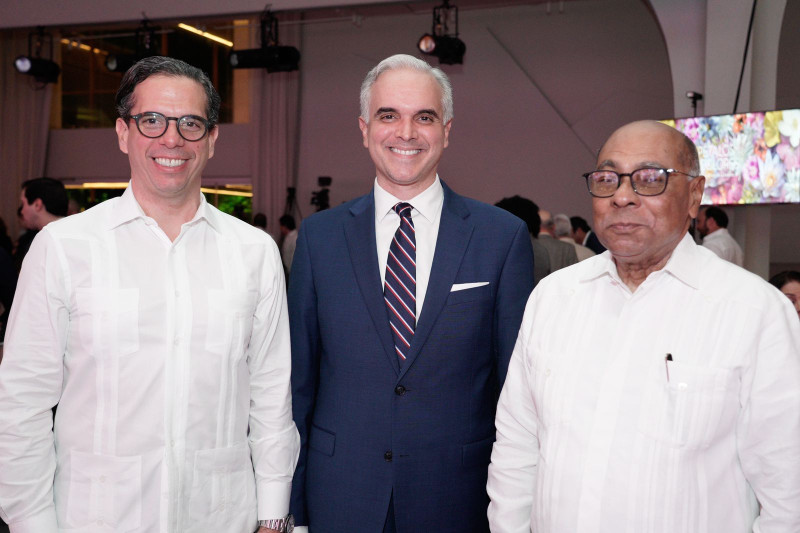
[662,110,800,205]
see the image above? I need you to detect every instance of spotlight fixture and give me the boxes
[105,54,136,73]
[229,9,300,73]
[418,0,466,65]
[14,27,60,84]
[15,56,60,84]
[105,19,159,73]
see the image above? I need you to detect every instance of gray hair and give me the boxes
[359,54,453,124]
[115,56,221,127]
[553,214,572,238]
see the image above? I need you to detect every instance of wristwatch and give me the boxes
[258,514,294,532]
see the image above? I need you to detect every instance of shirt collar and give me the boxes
[579,233,701,290]
[374,176,443,224]
[105,184,218,232]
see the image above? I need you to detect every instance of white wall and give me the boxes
[294,0,673,220]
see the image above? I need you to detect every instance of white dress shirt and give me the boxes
[374,177,444,319]
[702,227,744,266]
[0,187,299,533]
[488,234,800,533]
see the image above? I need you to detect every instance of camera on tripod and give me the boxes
[311,176,332,212]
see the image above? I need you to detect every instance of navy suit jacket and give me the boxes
[288,182,534,532]
[584,230,607,255]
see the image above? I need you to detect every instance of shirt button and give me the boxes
[394,385,406,396]
[97,519,104,526]
[545,368,551,377]
[173,338,180,346]
[99,475,106,483]
[384,451,393,462]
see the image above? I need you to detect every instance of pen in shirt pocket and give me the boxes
[665,353,673,383]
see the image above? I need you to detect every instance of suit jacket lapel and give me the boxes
[344,192,401,375]
[400,183,473,377]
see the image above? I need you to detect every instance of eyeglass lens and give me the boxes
[136,112,207,141]
[587,168,668,197]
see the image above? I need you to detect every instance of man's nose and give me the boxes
[160,120,184,147]
[612,174,639,207]
[395,117,416,141]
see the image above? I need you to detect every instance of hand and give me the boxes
[256,528,281,533]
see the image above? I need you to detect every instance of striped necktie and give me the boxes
[384,202,416,362]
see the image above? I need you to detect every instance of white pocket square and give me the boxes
[450,282,489,292]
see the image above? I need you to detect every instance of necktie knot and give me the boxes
[394,202,414,220]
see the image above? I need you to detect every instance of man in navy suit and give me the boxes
[288,54,534,532]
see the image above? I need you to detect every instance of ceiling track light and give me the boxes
[229,9,300,73]
[418,0,466,65]
[14,27,61,84]
[105,18,159,73]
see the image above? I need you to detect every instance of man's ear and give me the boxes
[358,116,369,148]
[207,125,219,159]
[32,198,45,212]
[688,176,705,218]
[116,117,130,155]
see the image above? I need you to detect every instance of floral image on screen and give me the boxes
[662,110,800,205]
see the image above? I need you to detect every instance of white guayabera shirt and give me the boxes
[488,234,800,533]
[0,187,299,533]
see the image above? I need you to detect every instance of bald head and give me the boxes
[600,121,700,177]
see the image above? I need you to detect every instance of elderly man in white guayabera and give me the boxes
[488,120,800,533]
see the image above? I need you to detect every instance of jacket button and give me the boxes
[394,385,406,396]
[384,451,393,462]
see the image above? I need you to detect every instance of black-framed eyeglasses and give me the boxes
[582,167,697,198]
[127,111,211,141]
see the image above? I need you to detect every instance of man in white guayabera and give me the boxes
[0,56,298,533]
[487,120,800,533]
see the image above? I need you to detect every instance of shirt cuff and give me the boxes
[8,508,59,533]
[293,527,309,533]
[257,481,291,520]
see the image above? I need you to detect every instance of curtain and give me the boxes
[0,29,54,240]
[249,14,303,241]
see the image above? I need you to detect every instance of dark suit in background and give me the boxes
[584,229,607,255]
[538,233,578,271]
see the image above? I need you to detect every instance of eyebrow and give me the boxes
[373,107,441,119]
[415,109,440,119]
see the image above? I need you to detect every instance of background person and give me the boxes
[537,209,578,271]
[495,195,551,287]
[697,205,744,266]
[769,270,800,318]
[554,213,594,261]
[570,215,606,255]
